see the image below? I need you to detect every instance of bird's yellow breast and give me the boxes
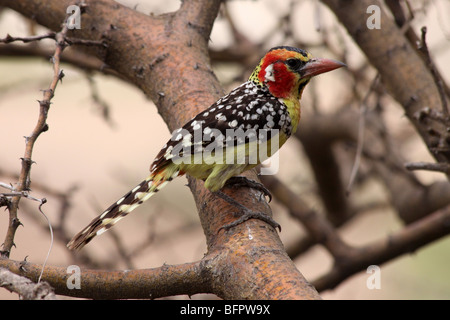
[279,97,301,136]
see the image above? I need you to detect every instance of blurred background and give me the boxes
[0,0,449,299]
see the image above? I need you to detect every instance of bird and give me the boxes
[67,46,345,251]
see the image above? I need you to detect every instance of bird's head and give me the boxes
[249,46,346,99]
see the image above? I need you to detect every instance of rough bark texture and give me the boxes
[0,0,321,300]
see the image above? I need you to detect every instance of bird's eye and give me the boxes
[286,58,303,70]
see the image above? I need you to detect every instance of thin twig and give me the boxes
[0,191,45,203]
[405,161,450,174]
[418,26,449,117]
[0,32,56,43]
[85,73,116,127]
[1,21,70,258]
[0,33,106,48]
[346,74,379,195]
[36,199,53,284]
[64,38,107,47]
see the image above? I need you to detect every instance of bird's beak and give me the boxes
[300,58,346,78]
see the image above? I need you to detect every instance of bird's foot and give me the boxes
[219,209,281,232]
[214,190,280,232]
[224,176,272,203]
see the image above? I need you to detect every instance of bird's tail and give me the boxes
[67,165,182,251]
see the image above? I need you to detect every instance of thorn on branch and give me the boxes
[38,95,53,106]
[12,218,23,229]
[20,157,36,167]
[19,257,28,273]
[58,70,65,83]
[4,34,13,43]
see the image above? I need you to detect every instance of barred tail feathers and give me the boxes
[67,166,181,251]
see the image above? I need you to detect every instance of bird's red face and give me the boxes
[251,46,345,99]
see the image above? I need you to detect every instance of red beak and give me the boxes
[300,58,346,78]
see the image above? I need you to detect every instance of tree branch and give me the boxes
[1,19,68,258]
[299,106,450,224]
[313,203,450,291]
[261,170,450,292]
[0,258,208,299]
[1,0,321,299]
[0,44,120,77]
[321,0,450,175]
[0,268,57,300]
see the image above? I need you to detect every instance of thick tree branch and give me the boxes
[0,242,318,299]
[1,0,320,299]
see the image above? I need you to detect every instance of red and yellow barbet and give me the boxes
[67,46,345,250]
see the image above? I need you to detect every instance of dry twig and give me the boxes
[1,23,69,258]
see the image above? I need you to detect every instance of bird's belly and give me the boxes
[178,131,289,191]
